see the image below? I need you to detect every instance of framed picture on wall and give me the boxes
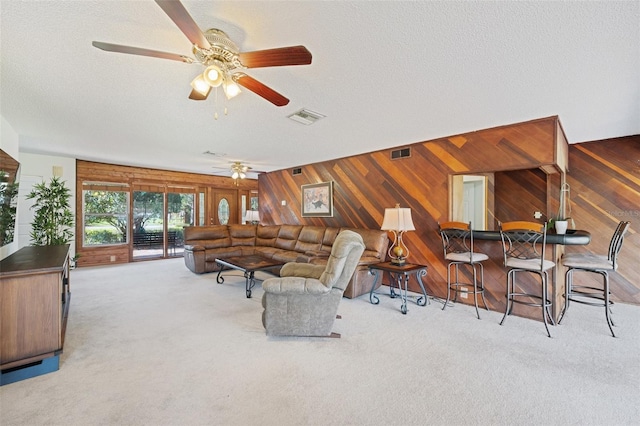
[301,181,333,217]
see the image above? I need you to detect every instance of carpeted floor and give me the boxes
[1,258,639,425]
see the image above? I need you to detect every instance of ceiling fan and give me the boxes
[211,161,265,179]
[92,0,312,107]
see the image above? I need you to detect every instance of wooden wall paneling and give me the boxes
[565,136,640,304]
[494,168,547,224]
[259,117,566,317]
[76,160,257,267]
[258,118,639,320]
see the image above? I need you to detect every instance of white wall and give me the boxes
[18,152,77,256]
[1,115,20,259]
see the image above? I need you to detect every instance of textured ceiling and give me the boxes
[1,1,638,178]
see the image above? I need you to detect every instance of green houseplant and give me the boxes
[0,179,19,246]
[27,176,74,245]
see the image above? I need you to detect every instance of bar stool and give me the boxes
[559,221,630,337]
[438,221,489,319]
[499,221,555,337]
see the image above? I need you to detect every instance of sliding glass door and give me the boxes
[132,190,164,259]
[167,191,194,256]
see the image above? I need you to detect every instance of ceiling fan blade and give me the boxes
[188,88,209,101]
[92,41,193,63]
[155,0,211,49]
[238,46,312,68]
[234,74,290,107]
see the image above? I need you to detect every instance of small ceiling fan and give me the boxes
[211,161,265,179]
[92,0,312,106]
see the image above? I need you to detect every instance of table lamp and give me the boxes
[381,204,415,265]
[245,210,260,225]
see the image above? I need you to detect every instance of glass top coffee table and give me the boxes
[215,255,285,298]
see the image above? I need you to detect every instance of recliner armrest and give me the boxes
[184,244,205,252]
[263,277,330,294]
[280,262,325,279]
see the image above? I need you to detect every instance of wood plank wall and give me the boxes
[564,136,640,304]
[259,118,640,312]
[75,160,257,267]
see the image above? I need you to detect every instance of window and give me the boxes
[218,198,230,225]
[83,185,129,246]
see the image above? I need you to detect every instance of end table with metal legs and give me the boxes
[368,262,429,314]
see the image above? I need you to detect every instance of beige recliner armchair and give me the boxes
[261,230,366,337]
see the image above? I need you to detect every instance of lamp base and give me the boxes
[391,258,406,266]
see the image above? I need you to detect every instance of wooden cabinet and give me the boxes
[0,245,70,385]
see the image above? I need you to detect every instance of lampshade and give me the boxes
[190,74,211,96]
[223,78,241,99]
[381,205,415,232]
[245,210,260,223]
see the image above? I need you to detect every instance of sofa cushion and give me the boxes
[271,249,304,263]
[229,224,257,246]
[275,225,303,251]
[204,247,243,261]
[254,246,280,258]
[256,225,280,247]
[294,226,325,253]
[184,225,231,249]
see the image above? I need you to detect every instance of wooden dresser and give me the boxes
[0,244,70,385]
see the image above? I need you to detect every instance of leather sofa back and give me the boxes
[275,225,303,250]
[256,225,279,246]
[229,224,256,246]
[184,224,387,262]
[343,227,389,261]
[294,226,326,253]
[184,225,231,249]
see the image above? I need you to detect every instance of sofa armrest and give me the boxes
[262,277,330,294]
[184,244,205,252]
[280,262,325,279]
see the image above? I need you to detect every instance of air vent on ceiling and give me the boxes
[391,147,411,159]
[292,168,302,175]
[287,108,325,125]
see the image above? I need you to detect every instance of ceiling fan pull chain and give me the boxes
[214,87,219,120]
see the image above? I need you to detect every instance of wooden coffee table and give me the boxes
[215,255,285,298]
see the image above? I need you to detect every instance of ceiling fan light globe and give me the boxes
[239,172,246,179]
[203,65,223,87]
[231,171,239,180]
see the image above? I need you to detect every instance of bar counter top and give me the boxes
[473,229,591,245]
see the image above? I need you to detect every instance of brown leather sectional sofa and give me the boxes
[183,224,389,299]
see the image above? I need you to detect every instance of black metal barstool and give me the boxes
[499,221,555,337]
[438,221,489,319]
[559,221,630,337]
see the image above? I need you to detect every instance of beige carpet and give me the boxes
[1,258,639,426]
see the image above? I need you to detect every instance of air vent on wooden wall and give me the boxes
[292,168,302,175]
[391,147,411,159]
